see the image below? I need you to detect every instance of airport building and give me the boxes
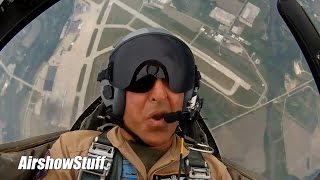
[149,0,171,9]
[239,2,260,27]
[231,25,244,35]
[294,61,302,75]
[209,7,236,27]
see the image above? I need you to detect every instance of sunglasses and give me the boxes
[126,75,169,93]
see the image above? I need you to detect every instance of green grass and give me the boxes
[220,46,263,91]
[243,16,267,39]
[240,0,270,59]
[199,82,248,128]
[295,73,313,87]
[97,28,131,51]
[172,0,220,29]
[119,0,143,11]
[194,55,234,90]
[193,34,264,93]
[216,0,244,15]
[231,86,260,107]
[286,87,318,133]
[106,4,133,25]
[245,35,300,99]
[84,51,112,108]
[131,19,151,30]
[77,64,87,92]
[141,6,197,43]
[97,1,109,25]
[241,0,269,49]
[193,33,221,54]
[86,29,98,57]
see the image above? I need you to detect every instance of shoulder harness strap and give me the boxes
[77,131,122,180]
[185,150,211,179]
[154,149,212,180]
[78,132,212,180]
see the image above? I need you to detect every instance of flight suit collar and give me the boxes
[106,126,146,179]
[106,126,190,179]
[147,134,190,178]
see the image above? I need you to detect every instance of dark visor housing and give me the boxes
[108,30,196,93]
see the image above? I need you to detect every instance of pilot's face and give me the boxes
[122,79,184,149]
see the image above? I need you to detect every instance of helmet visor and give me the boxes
[109,34,195,93]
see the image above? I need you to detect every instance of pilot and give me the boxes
[41,28,232,180]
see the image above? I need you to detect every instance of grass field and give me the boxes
[231,86,260,107]
[119,0,143,11]
[286,87,318,133]
[106,4,133,25]
[216,0,244,15]
[131,18,151,30]
[97,1,109,25]
[97,28,131,51]
[194,55,235,90]
[172,0,220,29]
[241,0,269,58]
[141,6,197,43]
[220,49,265,92]
[193,34,264,93]
[84,51,111,108]
[199,82,248,128]
[77,64,87,92]
[86,29,98,57]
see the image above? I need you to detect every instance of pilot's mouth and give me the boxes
[152,113,165,121]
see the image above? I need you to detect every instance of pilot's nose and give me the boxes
[149,79,168,102]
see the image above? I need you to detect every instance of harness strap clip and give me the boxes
[89,142,115,159]
[78,137,115,180]
[185,150,211,179]
[189,166,211,179]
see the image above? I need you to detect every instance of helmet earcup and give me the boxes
[113,87,125,116]
[182,68,201,111]
[100,79,113,107]
[100,79,125,117]
[183,88,194,110]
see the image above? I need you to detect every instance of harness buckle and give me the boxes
[88,142,115,159]
[189,165,211,179]
[78,140,115,180]
[185,155,211,180]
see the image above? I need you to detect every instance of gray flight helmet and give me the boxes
[98,27,200,118]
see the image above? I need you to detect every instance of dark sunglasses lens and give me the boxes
[126,75,157,93]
